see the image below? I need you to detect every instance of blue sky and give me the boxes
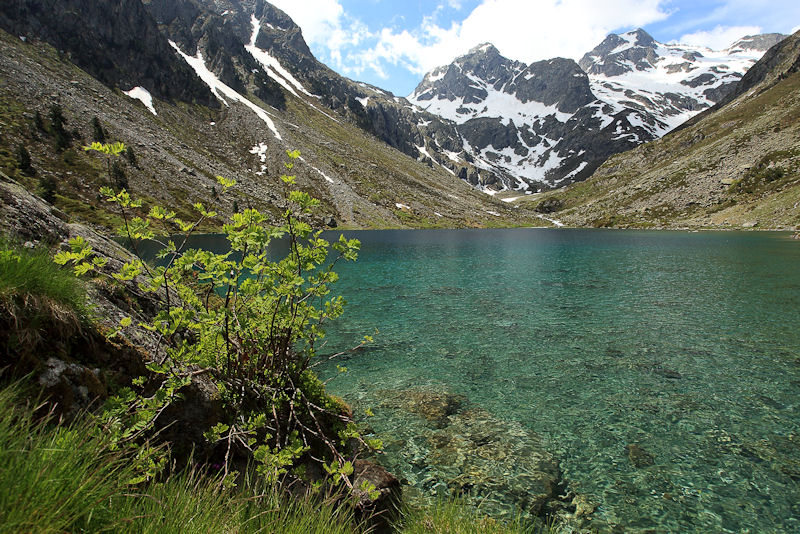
[268,0,800,97]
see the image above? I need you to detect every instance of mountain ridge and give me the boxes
[409,27,785,191]
[0,0,542,232]
[526,29,800,230]
[0,0,794,231]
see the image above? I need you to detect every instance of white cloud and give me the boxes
[268,0,344,45]
[678,25,763,50]
[267,0,370,69]
[347,0,671,89]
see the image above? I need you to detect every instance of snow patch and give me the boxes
[123,86,157,116]
[249,142,268,163]
[411,80,571,125]
[246,15,315,99]
[298,156,336,184]
[170,41,282,140]
[536,214,564,227]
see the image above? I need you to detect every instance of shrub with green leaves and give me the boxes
[57,147,375,490]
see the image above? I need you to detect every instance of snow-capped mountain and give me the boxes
[410,42,663,189]
[580,29,786,136]
[410,29,786,190]
[1,0,786,198]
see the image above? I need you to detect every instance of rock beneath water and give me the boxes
[381,389,467,429]
[370,387,589,526]
[627,443,655,468]
[652,367,683,379]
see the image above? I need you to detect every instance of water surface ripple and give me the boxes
[316,229,800,533]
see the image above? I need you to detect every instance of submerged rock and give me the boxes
[627,443,656,468]
[652,367,683,379]
[381,389,467,428]
[370,386,593,527]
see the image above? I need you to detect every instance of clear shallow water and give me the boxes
[311,229,800,533]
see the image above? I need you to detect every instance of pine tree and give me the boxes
[37,175,57,203]
[110,160,128,190]
[125,146,137,168]
[48,104,70,152]
[15,144,32,174]
[34,111,44,132]
[92,116,106,143]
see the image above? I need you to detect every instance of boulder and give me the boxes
[626,443,655,468]
[353,459,401,532]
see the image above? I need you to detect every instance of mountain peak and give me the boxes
[466,42,500,57]
[623,28,656,47]
[579,28,659,76]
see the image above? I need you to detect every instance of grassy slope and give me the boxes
[0,30,545,232]
[516,58,800,230]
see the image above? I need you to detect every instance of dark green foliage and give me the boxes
[729,152,790,194]
[48,104,70,152]
[0,382,362,534]
[15,143,32,174]
[233,200,239,213]
[33,110,44,132]
[58,152,373,491]
[0,383,127,532]
[397,499,541,534]
[110,160,128,190]
[62,149,77,166]
[92,116,106,143]
[125,145,137,168]
[37,174,58,204]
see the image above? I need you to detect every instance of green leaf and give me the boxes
[216,175,236,188]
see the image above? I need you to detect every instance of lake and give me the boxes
[310,228,800,533]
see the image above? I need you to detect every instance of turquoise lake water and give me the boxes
[309,229,800,533]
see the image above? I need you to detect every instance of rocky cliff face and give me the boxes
[0,0,217,108]
[139,0,496,187]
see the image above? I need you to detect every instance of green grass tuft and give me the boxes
[0,237,88,317]
[396,499,552,534]
[0,380,363,533]
[0,382,129,532]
